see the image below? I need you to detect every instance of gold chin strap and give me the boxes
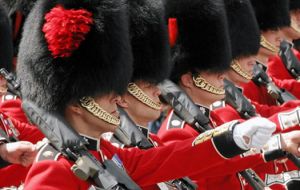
[230,60,253,80]
[127,83,162,111]
[192,75,225,95]
[260,35,279,54]
[80,96,120,126]
[291,19,300,34]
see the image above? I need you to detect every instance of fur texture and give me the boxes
[225,0,260,59]
[250,0,290,31]
[0,0,37,16]
[165,0,231,82]
[290,0,300,11]
[0,3,13,71]
[17,0,133,113]
[128,0,171,84]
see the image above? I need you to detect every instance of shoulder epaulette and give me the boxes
[210,100,226,111]
[36,139,61,162]
[1,94,17,103]
[166,110,185,130]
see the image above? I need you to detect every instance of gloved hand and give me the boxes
[233,117,276,150]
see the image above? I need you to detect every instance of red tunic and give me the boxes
[267,49,300,99]
[104,128,195,190]
[211,103,299,134]
[0,96,29,123]
[211,103,300,188]
[0,113,44,187]
[158,107,300,190]
[241,81,300,117]
[23,134,237,190]
[158,109,268,190]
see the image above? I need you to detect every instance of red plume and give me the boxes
[43,5,93,58]
[168,18,178,48]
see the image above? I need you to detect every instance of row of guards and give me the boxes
[2,0,300,190]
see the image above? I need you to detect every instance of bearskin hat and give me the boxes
[225,0,260,59]
[250,0,290,31]
[128,0,170,84]
[0,3,13,71]
[290,0,300,11]
[0,0,37,16]
[165,0,231,82]
[17,0,133,113]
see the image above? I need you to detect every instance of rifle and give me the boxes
[158,80,210,133]
[224,79,257,119]
[0,68,21,97]
[279,40,300,80]
[113,108,153,149]
[22,100,140,190]
[252,63,297,104]
[113,108,198,190]
[158,79,266,190]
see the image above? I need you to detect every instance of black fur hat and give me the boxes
[0,3,13,71]
[165,0,231,82]
[17,0,133,113]
[0,0,37,16]
[128,0,170,84]
[250,0,290,31]
[290,0,300,11]
[225,0,260,59]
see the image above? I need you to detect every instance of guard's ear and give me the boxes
[180,72,194,89]
[117,95,129,108]
[68,103,83,115]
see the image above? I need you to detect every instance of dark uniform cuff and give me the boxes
[192,121,246,159]
[263,149,286,162]
[212,121,246,158]
[262,134,286,162]
[0,156,10,168]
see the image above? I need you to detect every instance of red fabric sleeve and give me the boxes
[24,159,88,190]
[0,164,30,187]
[101,138,227,187]
[0,99,29,123]
[242,81,277,106]
[268,55,294,80]
[251,100,300,118]
[10,117,44,143]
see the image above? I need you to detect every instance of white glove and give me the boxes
[233,117,276,150]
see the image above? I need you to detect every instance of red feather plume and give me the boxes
[168,18,178,48]
[43,5,93,58]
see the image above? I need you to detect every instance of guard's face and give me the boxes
[261,29,283,55]
[190,71,226,105]
[227,56,256,84]
[80,93,121,135]
[122,81,162,126]
[291,9,300,28]
[283,9,300,40]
